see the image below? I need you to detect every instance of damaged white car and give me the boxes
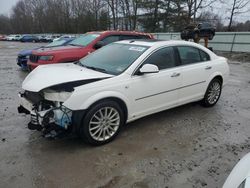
[18,40,229,145]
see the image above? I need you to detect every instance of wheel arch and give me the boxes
[203,72,224,97]
[213,75,223,84]
[87,97,128,123]
[207,72,223,87]
[65,91,130,122]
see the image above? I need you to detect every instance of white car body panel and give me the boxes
[20,40,229,124]
[128,66,182,119]
[223,152,250,188]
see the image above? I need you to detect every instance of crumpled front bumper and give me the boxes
[18,92,72,133]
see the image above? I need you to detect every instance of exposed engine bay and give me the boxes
[18,90,73,138]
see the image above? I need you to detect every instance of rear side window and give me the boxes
[120,35,151,41]
[200,50,210,61]
[137,35,151,39]
[177,46,200,65]
[177,46,210,65]
[120,35,138,40]
[143,47,176,70]
[101,35,120,44]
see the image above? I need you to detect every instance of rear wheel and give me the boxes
[201,78,222,107]
[79,100,125,145]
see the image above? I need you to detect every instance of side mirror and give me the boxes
[93,41,105,49]
[139,64,159,74]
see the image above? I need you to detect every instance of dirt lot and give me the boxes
[0,41,250,188]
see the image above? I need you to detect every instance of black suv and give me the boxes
[181,22,215,41]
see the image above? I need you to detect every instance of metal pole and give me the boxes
[194,0,197,22]
[230,33,236,53]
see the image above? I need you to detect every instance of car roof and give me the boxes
[116,39,218,59]
[115,39,200,47]
[87,30,151,36]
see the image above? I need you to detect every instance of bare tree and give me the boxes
[185,0,216,23]
[87,0,107,30]
[105,0,117,29]
[227,0,249,31]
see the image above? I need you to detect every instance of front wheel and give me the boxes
[201,78,222,107]
[79,100,125,145]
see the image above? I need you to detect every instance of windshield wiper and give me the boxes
[73,60,80,65]
[68,44,82,47]
[83,65,108,73]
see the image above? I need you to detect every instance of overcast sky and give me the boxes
[0,0,19,15]
[0,0,249,24]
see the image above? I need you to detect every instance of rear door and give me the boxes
[176,46,213,104]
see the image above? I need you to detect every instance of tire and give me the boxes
[79,100,125,145]
[201,78,222,107]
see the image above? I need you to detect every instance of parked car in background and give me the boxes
[17,38,75,70]
[19,40,229,145]
[20,35,39,43]
[13,35,22,41]
[0,35,6,41]
[27,31,154,70]
[38,35,47,42]
[6,35,17,41]
[44,35,61,43]
[223,152,250,188]
[53,35,75,42]
[181,22,216,41]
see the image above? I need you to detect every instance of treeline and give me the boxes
[0,0,249,34]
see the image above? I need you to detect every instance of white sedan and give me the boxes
[18,40,229,145]
[223,153,250,188]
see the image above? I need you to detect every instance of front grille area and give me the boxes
[29,54,39,63]
[18,55,27,59]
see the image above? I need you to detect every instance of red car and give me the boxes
[0,35,6,41]
[28,31,154,70]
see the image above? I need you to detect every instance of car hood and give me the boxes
[22,63,113,92]
[19,48,39,56]
[33,45,83,55]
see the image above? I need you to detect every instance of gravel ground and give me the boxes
[0,41,250,188]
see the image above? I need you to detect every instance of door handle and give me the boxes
[205,66,212,70]
[171,72,180,77]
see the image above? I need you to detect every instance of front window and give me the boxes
[68,34,100,47]
[79,43,148,75]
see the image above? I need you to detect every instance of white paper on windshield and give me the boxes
[129,46,146,52]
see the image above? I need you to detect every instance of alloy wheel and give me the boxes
[207,81,221,104]
[89,107,120,141]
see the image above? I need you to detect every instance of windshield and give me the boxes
[46,39,67,47]
[79,43,148,75]
[68,34,100,47]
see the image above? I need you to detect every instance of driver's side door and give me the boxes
[127,46,182,119]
